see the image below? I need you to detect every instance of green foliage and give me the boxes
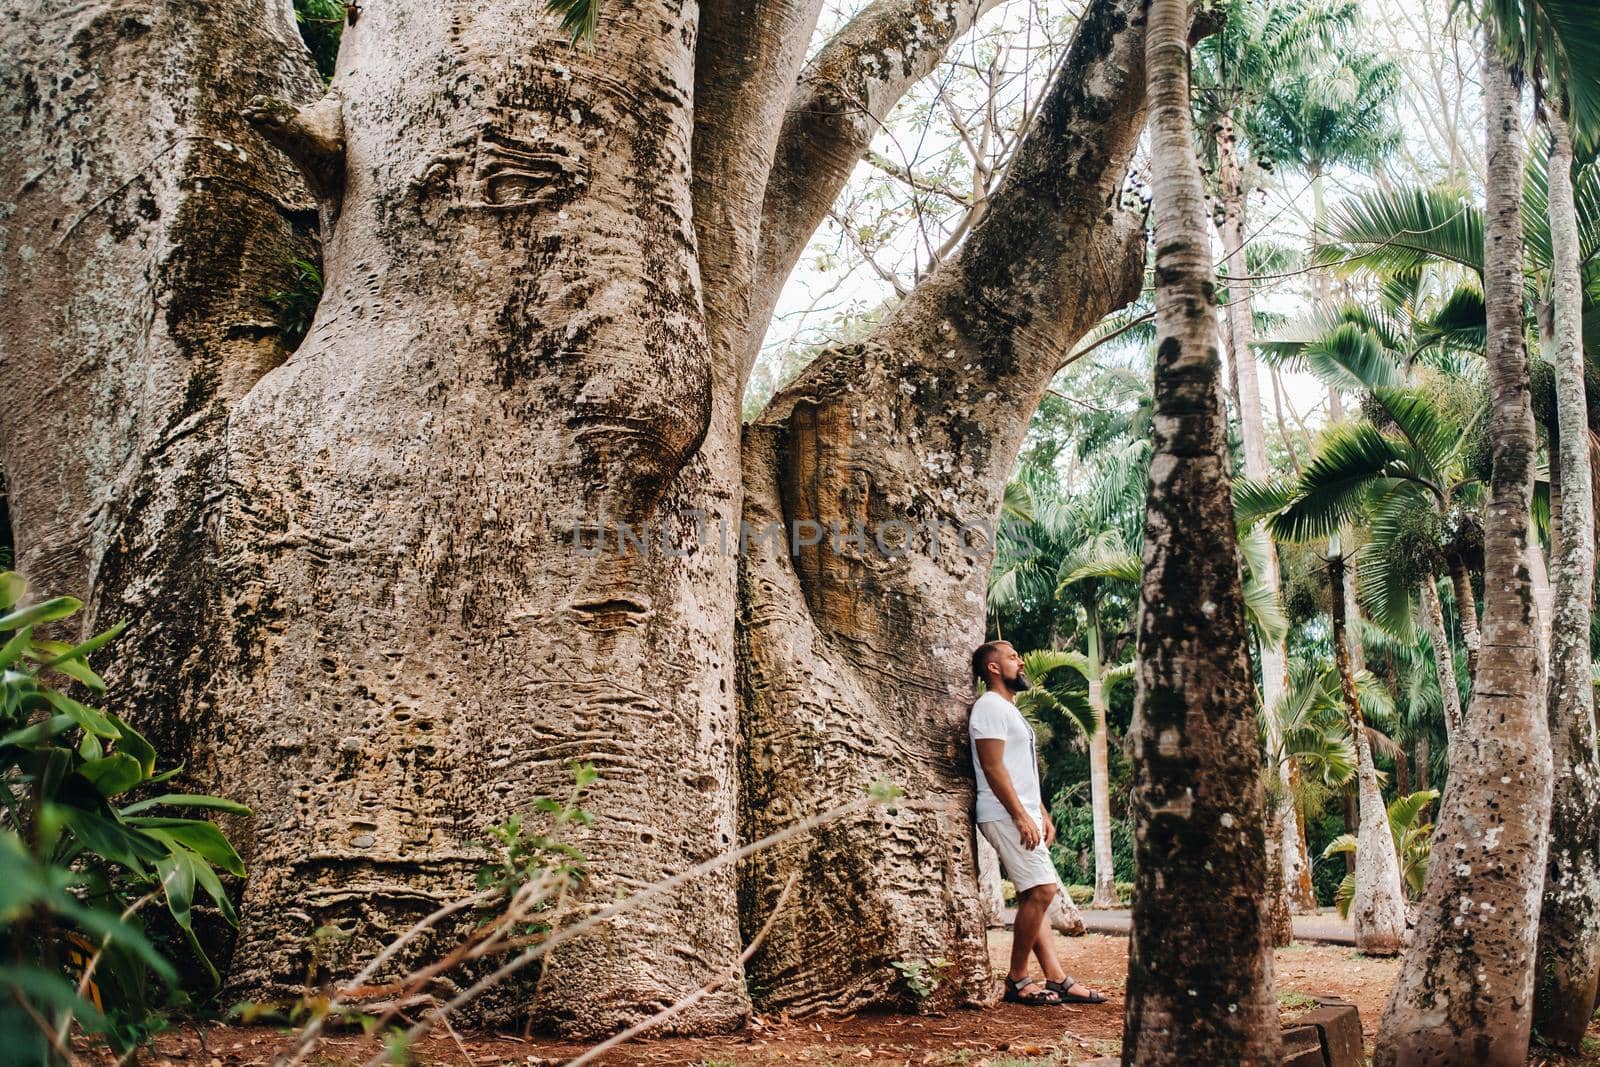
[890,956,953,1002]
[1049,787,1134,887]
[545,0,603,45]
[476,761,595,904]
[266,255,324,351]
[1322,788,1439,917]
[0,573,248,1059]
[293,0,345,82]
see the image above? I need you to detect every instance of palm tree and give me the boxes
[1192,0,1371,921]
[1122,2,1280,1060]
[1376,28,1557,1066]
[1322,788,1442,916]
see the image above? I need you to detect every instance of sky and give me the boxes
[750,0,1489,437]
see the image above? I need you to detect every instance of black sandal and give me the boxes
[1003,975,1061,1007]
[1046,976,1107,1004]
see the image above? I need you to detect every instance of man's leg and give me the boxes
[1010,883,1052,979]
[1030,885,1101,998]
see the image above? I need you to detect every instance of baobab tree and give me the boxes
[0,0,1152,1035]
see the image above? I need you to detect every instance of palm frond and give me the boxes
[1270,424,1408,542]
[1315,184,1485,278]
[545,0,603,45]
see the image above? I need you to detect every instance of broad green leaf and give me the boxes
[0,626,31,671]
[0,596,82,632]
[132,819,246,877]
[78,753,147,798]
[0,573,27,612]
[109,715,157,777]
[120,794,252,817]
[39,621,126,670]
[41,690,120,738]
[0,713,75,748]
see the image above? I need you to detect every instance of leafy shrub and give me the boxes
[0,573,247,1059]
[266,255,324,351]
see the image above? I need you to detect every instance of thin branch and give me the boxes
[361,794,887,1067]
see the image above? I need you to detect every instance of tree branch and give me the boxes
[743,0,1007,383]
[243,91,345,228]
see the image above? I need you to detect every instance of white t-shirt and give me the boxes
[968,690,1043,825]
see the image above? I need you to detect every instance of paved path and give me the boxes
[1006,907,1357,946]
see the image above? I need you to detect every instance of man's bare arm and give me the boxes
[975,738,1042,849]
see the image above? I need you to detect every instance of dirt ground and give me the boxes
[119,931,1600,1066]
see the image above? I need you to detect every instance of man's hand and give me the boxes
[1014,812,1042,850]
[1043,810,1056,847]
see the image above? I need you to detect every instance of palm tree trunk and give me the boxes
[1217,108,1305,932]
[1415,733,1430,793]
[1417,577,1463,743]
[1532,107,1600,1051]
[1328,554,1408,957]
[1087,611,1119,908]
[1121,3,1280,1060]
[1376,44,1554,1067]
[1449,556,1481,678]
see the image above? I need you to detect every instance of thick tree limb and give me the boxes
[692,0,826,387]
[243,91,345,220]
[744,0,1006,382]
[739,0,1149,1014]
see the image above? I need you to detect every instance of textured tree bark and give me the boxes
[1329,556,1407,957]
[1087,619,1119,909]
[2,0,1160,1034]
[1449,557,1481,679]
[211,0,750,1035]
[1531,107,1600,1051]
[0,1,321,770]
[975,831,1007,927]
[1417,578,1462,744]
[1119,0,1279,1061]
[1216,110,1308,929]
[1375,44,1554,1067]
[739,0,1148,1013]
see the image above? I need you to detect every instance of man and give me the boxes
[970,640,1107,1007]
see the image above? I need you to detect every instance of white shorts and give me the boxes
[979,818,1058,893]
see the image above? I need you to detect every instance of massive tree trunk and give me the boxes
[0,0,1153,1036]
[1119,1,1279,1062]
[1329,555,1407,957]
[0,1,321,761]
[1532,107,1600,1051]
[213,0,753,1034]
[1417,578,1463,744]
[1375,44,1553,1067]
[1216,110,1311,923]
[739,0,1149,1012]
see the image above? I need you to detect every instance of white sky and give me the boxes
[752,0,1489,432]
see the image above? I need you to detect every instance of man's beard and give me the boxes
[1008,671,1032,692]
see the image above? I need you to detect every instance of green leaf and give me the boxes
[0,964,106,1033]
[0,596,82,633]
[78,753,147,798]
[0,573,27,612]
[1271,424,1409,542]
[56,805,168,872]
[41,690,120,739]
[0,626,31,671]
[129,819,246,877]
[39,621,126,671]
[109,715,157,777]
[544,0,602,45]
[119,794,251,817]
[0,713,75,748]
